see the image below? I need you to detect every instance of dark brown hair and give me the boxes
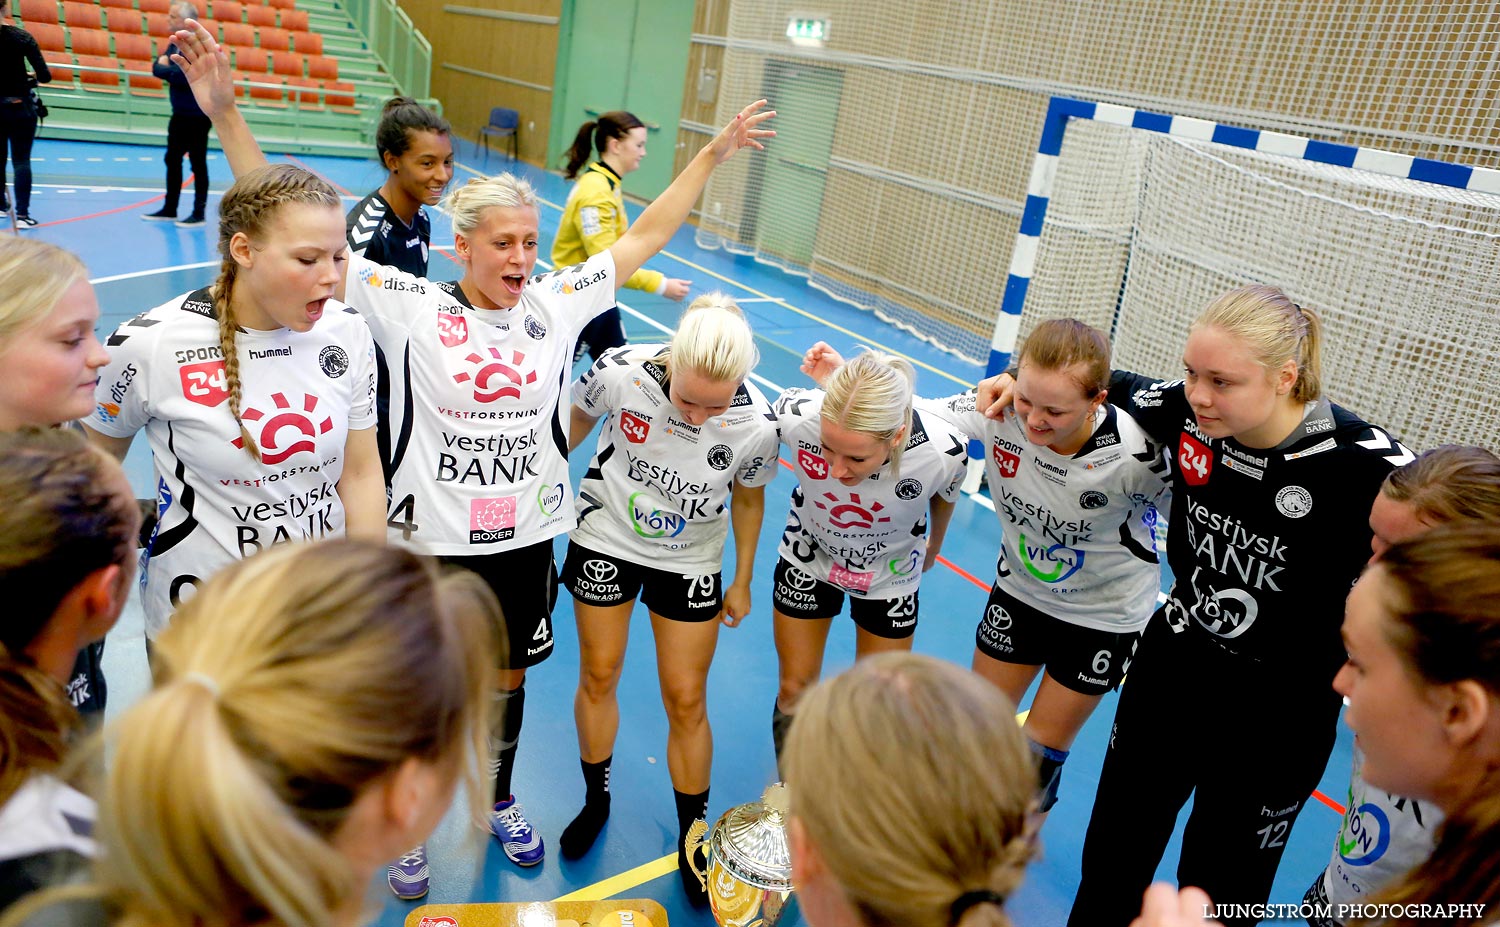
[562,111,645,180]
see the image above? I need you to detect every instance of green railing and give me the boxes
[341,0,431,99]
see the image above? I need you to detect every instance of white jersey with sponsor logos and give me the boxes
[771,388,967,599]
[1320,747,1440,912]
[570,344,780,573]
[925,392,1169,632]
[85,288,377,639]
[345,250,617,555]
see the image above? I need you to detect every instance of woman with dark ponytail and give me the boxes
[83,163,386,648]
[555,112,691,361]
[0,428,139,909]
[346,96,453,277]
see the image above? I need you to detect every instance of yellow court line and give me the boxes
[551,852,678,902]
[452,159,974,389]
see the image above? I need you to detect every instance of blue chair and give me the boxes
[480,107,520,162]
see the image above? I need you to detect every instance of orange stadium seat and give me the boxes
[210,0,242,22]
[285,73,319,104]
[77,54,122,92]
[137,0,171,12]
[267,0,294,8]
[105,10,144,33]
[245,4,275,27]
[113,32,155,60]
[322,79,353,108]
[289,29,318,54]
[305,52,334,79]
[69,27,112,56]
[41,49,74,82]
[278,7,305,29]
[234,45,267,71]
[100,0,134,9]
[257,26,289,50]
[219,21,254,45]
[123,58,164,94]
[248,72,284,102]
[144,12,172,35]
[30,22,67,51]
[61,1,101,29]
[270,49,302,76]
[20,0,60,23]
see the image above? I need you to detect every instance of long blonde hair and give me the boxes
[820,351,916,475]
[0,429,136,806]
[1192,284,1323,402]
[0,238,87,348]
[649,292,758,385]
[441,173,539,236]
[784,653,1036,927]
[87,541,501,927]
[213,164,342,461]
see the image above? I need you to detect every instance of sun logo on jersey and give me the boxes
[452,348,539,402]
[231,392,334,465]
[813,492,890,530]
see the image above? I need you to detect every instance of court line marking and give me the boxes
[452,159,972,387]
[551,853,678,902]
[92,260,218,285]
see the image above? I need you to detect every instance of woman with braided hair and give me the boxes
[783,652,1037,927]
[0,428,139,910]
[83,162,386,645]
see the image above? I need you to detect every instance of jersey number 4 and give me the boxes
[387,494,419,541]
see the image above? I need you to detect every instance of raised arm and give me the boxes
[170,19,268,177]
[800,341,846,387]
[608,101,775,287]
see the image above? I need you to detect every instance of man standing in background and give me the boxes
[141,1,209,227]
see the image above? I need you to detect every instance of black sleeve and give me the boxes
[1105,369,1190,446]
[23,32,50,84]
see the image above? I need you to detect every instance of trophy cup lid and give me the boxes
[707,782,793,891]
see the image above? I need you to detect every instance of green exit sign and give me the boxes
[786,14,829,47]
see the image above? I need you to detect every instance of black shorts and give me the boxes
[560,541,723,623]
[771,558,919,639]
[975,584,1140,696]
[440,540,557,669]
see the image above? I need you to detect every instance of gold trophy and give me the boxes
[697,783,794,927]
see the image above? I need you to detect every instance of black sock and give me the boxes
[560,756,612,859]
[675,788,710,907]
[491,686,525,805]
[771,700,794,778]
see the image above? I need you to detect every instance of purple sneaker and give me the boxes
[386,843,430,899]
[489,796,544,866]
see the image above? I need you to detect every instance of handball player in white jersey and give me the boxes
[559,294,778,905]
[910,318,1168,815]
[168,20,776,894]
[769,350,968,766]
[83,163,385,645]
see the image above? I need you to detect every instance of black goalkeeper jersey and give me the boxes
[1110,372,1412,686]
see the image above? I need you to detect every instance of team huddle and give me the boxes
[4,16,1500,927]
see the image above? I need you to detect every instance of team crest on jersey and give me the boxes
[469,496,517,543]
[797,448,828,480]
[1178,433,1213,486]
[620,411,651,443]
[1275,485,1313,518]
[318,345,349,379]
[706,444,734,470]
[523,315,547,340]
[436,313,469,348]
[894,478,923,500]
[452,348,538,402]
[180,360,229,408]
[828,563,873,593]
[813,492,890,530]
[231,392,334,465]
[992,443,1020,479]
[1079,490,1108,510]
